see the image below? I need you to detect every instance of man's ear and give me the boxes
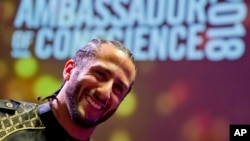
[63,59,75,81]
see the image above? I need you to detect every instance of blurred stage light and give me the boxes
[110,129,132,141]
[116,91,137,117]
[33,75,61,98]
[14,57,38,78]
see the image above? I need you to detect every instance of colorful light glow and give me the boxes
[116,92,137,117]
[14,57,38,78]
[33,75,61,98]
[110,129,132,141]
[155,92,177,116]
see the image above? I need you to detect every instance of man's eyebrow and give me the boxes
[97,65,112,75]
[117,79,129,92]
[91,65,112,79]
[93,65,129,91]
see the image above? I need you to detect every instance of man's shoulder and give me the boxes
[0,99,37,113]
[0,99,45,140]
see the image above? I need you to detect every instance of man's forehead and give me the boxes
[95,43,136,81]
[96,43,127,62]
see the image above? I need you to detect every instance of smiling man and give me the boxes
[0,39,137,141]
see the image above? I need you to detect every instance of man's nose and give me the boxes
[96,81,113,102]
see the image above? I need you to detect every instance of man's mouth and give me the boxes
[86,95,102,110]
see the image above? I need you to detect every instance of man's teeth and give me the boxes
[87,96,101,110]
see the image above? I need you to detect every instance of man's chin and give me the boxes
[74,117,101,128]
[72,108,117,128]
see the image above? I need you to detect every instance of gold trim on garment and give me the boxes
[0,102,45,140]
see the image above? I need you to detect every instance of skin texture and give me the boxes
[51,42,136,141]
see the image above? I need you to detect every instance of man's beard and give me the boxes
[65,81,117,128]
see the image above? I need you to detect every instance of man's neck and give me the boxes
[50,93,95,141]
